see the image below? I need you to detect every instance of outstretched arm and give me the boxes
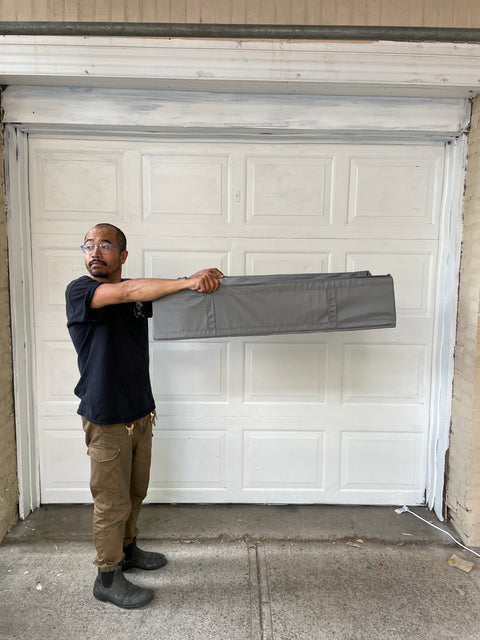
[90,268,224,309]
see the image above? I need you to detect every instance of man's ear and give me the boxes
[121,250,128,265]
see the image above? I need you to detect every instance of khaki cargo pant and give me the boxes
[82,413,154,572]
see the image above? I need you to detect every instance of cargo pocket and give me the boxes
[87,446,121,463]
[87,446,122,497]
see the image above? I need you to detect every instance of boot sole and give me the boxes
[123,560,167,571]
[93,590,153,609]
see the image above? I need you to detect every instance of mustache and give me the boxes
[89,259,106,267]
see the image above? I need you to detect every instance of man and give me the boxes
[66,223,223,609]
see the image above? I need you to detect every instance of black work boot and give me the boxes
[93,566,152,609]
[122,538,167,571]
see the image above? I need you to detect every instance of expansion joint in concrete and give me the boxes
[248,543,274,640]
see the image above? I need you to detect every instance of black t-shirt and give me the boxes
[66,275,155,425]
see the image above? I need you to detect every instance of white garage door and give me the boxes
[30,135,446,505]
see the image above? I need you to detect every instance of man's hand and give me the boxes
[187,268,224,293]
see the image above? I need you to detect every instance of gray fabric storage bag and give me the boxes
[152,271,396,340]
[333,274,397,330]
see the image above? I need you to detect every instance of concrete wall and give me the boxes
[0,0,479,27]
[446,96,480,547]
[0,123,18,541]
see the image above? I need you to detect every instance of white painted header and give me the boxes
[2,86,470,139]
[0,36,480,98]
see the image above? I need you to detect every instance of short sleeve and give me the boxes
[66,277,105,325]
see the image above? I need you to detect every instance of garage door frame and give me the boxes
[5,111,467,521]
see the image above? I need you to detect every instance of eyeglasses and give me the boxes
[81,243,123,255]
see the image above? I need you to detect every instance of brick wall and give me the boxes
[447,96,480,546]
[0,124,18,541]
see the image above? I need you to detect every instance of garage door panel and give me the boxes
[347,148,443,229]
[244,342,327,404]
[340,432,424,491]
[35,328,79,417]
[151,341,228,403]
[29,143,126,222]
[142,152,231,223]
[39,429,90,503]
[149,429,227,489]
[245,154,333,225]
[243,431,325,489]
[41,158,118,214]
[341,343,428,405]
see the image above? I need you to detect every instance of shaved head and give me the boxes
[86,224,127,251]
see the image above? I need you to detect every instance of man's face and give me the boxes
[84,226,127,282]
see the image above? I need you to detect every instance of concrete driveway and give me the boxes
[1,504,479,640]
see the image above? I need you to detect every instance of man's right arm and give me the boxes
[90,269,224,309]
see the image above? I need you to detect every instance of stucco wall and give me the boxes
[447,96,480,546]
[0,122,18,541]
[0,0,479,27]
